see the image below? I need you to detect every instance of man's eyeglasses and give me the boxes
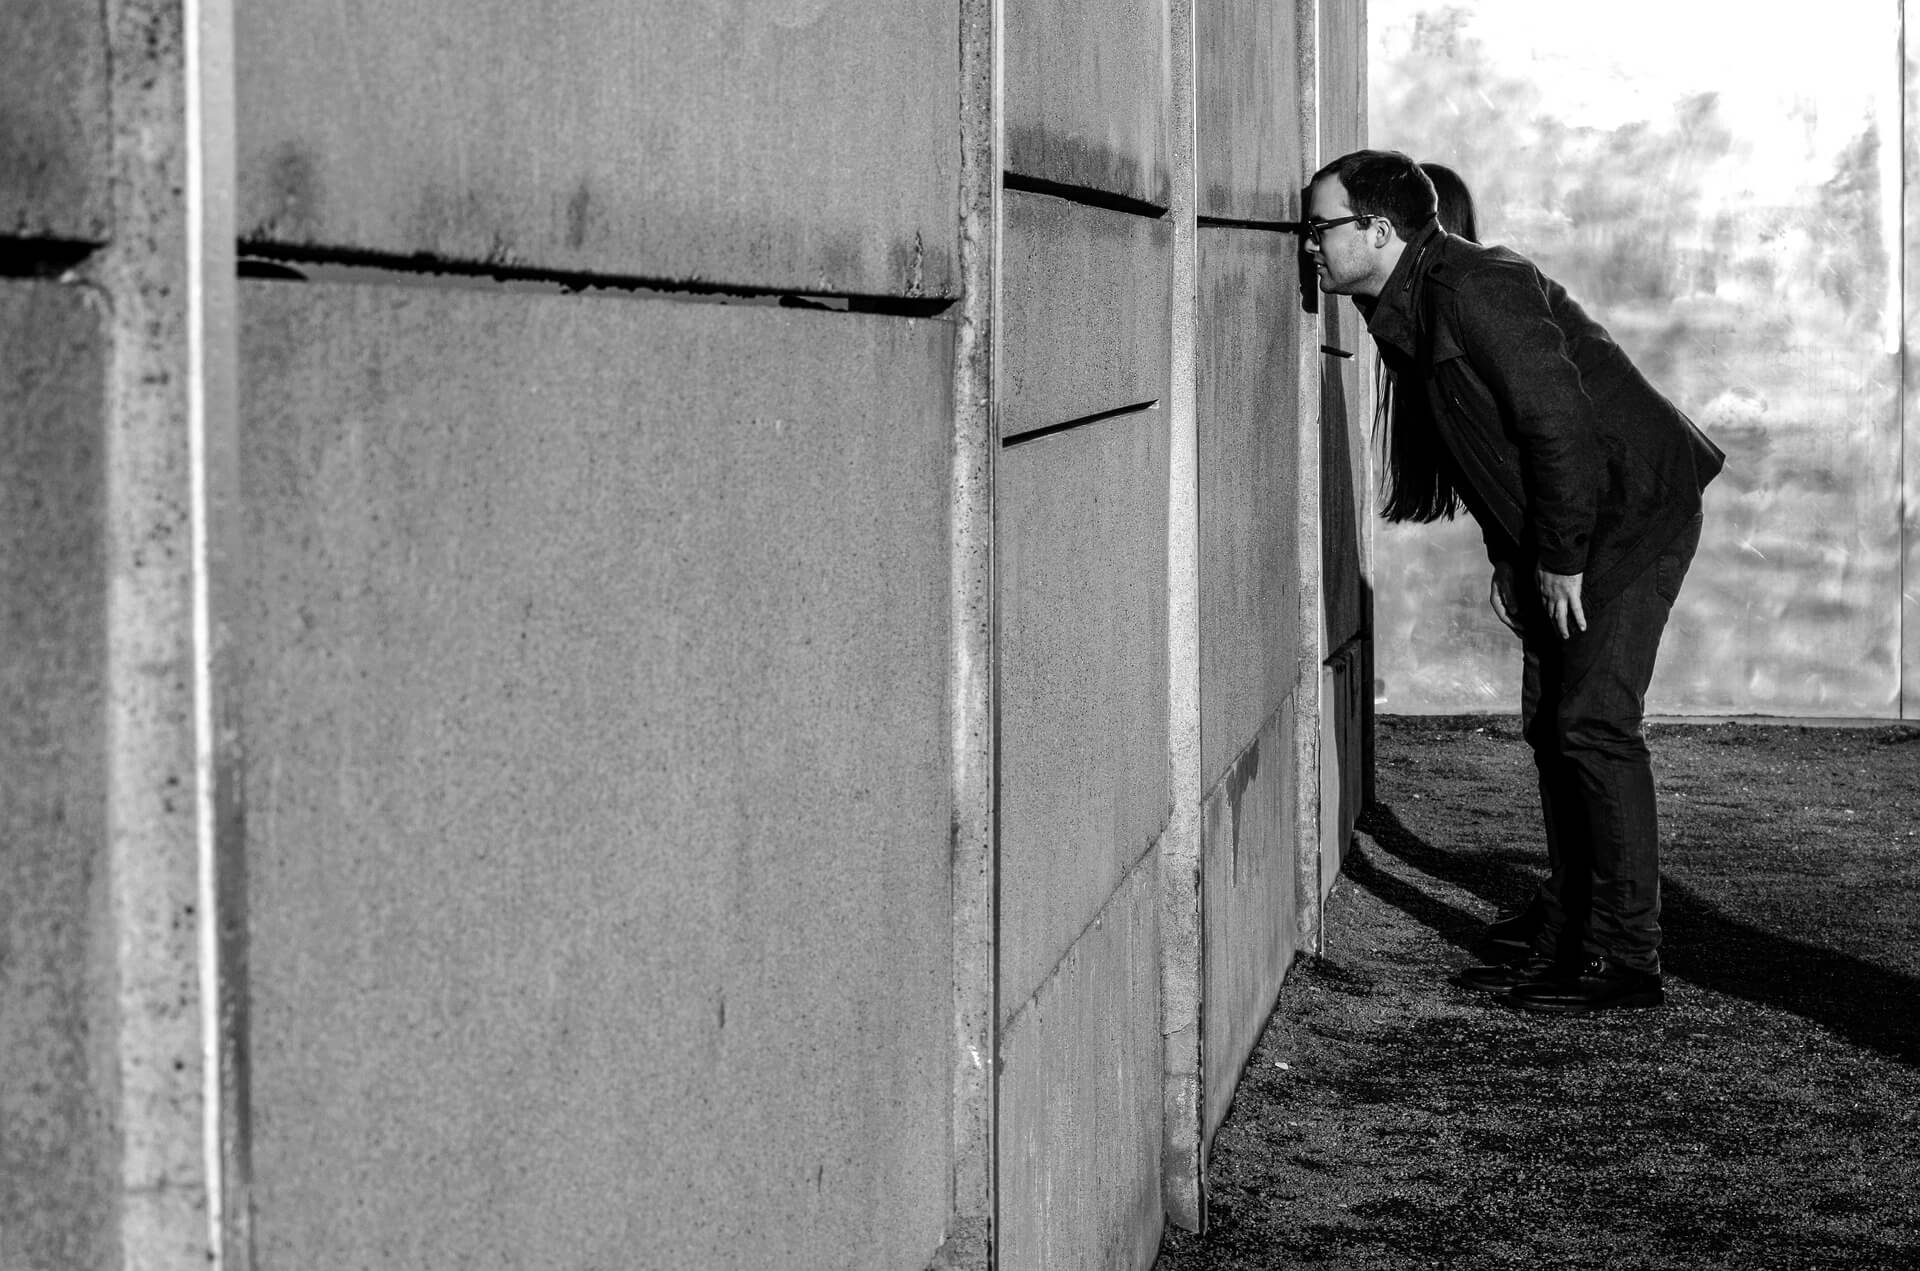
[1299,214,1373,246]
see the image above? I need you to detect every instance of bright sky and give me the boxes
[1445,1,1895,137]
[1374,0,1904,347]
[1377,0,1900,158]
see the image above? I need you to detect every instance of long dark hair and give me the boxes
[1376,163,1480,523]
[1421,162,1479,244]
[1376,367,1465,523]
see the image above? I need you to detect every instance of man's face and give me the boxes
[1304,177,1382,297]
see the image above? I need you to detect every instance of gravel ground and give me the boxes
[1157,715,1920,1271]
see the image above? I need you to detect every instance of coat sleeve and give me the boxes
[1447,263,1600,576]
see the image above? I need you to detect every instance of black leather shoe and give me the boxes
[1475,905,1544,964]
[1453,954,1564,993]
[1505,958,1664,1014]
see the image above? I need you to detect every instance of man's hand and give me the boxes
[1489,561,1524,637]
[1535,567,1586,639]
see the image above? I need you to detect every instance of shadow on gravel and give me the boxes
[1356,801,1920,1067]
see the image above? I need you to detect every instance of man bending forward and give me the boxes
[1305,149,1725,1014]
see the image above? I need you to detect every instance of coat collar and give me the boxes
[1359,220,1445,362]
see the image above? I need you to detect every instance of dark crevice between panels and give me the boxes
[0,237,101,277]
[1002,399,1159,448]
[1002,172,1168,220]
[234,242,955,318]
[1196,214,1304,234]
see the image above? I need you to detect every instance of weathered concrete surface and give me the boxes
[1197,226,1303,788]
[0,0,109,239]
[1199,697,1299,1141]
[1320,0,1376,796]
[0,281,115,1271]
[999,857,1165,1271]
[1001,191,1172,442]
[1159,0,1207,1230]
[95,0,244,1254]
[1318,645,1365,901]
[1320,309,1367,656]
[238,283,952,1269]
[1319,307,1367,653]
[1193,0,1300,221]
[997,409,1171,1010]
[1318,0,1365,168]
[1316,0,1370,654]
[944,2,998,1261]
[1006,0,1171,206]
[235,0,957,296]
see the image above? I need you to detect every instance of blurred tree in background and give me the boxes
[1368,2,1904,717]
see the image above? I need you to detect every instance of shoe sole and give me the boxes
[1453,974,1525,993]
[1504,989,1665,1015]
[1453,970,1562,994]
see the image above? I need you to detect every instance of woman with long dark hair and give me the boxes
[1376,162,1543,961]
[1422,161,1478,243]
[1375,162,1480,525]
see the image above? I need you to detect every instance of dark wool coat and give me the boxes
[1363,223,1726,607]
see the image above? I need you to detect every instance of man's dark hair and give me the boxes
[1311,149,1437,240]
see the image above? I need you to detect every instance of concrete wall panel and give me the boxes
[1002,192,1172,442]
[1200,696,1298,1139]
[1,0,110,238]
[1194,0,1300,220]
[1319,310,1367,651]
[998,410,1171,1008]
[235,0,957,297]
[1006,0,1171,206]
[1198,227,1303,787]
[998,858,1164,1271]
[1319,647,1364,899]
[1319,0,1365,164]
[0,281,115,1269]
[238,283,952,1269]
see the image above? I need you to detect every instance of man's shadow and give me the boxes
[1351,801,1920,1067]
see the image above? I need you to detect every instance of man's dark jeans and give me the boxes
[1520,512,1703,975]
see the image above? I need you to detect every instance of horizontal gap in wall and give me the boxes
[1320,344,1354,359]
[1196,215,1304,234]
[0,236,101,277]
[1002,172,1168,220]
[1001,399,1159,448]
[234,243,956,318]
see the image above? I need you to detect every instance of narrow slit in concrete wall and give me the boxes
[233,243,955,317]
[0,237,101,277]
[1195,215,1303,233]
[1002,172,1168,220]
[1001,399,1159,448]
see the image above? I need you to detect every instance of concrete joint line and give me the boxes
[996,837,1162,1037]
